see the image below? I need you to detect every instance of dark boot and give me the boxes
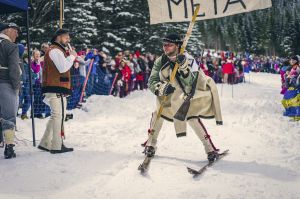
[143,146,155,157]
[21,114,28,120]
[207,151,219,163]
[37,145,50,152]
[50,144,73,154]
[4,144,16,159]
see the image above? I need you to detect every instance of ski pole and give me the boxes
[232,79,234,98]
[221,81,223,97]
[109,73,118,95]
[79,58,94,103]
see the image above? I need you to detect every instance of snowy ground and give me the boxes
[0,73,299,199]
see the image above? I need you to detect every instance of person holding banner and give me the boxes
[38,29,77,154]
[143,33,223,162]
[0,22,21,159]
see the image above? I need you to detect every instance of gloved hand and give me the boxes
[154,81,175,96]
[176,54,190,78]
[216,121,223,125]
[176,54,187,66]
[176,54,186,66]
[117,79,123,86]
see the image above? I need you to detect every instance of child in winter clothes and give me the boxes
[31,49,50,118]
[120,58,131,97]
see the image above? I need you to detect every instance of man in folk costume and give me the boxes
[144,33,223,162]
[38,29,77,154]
[0,23,21,159]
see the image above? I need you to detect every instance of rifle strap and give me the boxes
[190,72,199,96]
[175,73,188,96]
[175,71,199,98]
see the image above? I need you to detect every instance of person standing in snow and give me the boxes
[282,56,300,120]
[119,57,132,97]
[143,33,223,162]
[222,58,234,83]
[31,49,48,118]
[19,44,31,120]
[0,23,22,159]
[38,29,77,154]
[85,48,100,96]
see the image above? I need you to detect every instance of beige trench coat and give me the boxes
[156,65,222,134]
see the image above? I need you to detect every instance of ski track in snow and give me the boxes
[0,73,299,199]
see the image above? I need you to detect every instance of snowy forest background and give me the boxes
[1,0,300,57]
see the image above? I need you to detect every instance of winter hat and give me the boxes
[290,55,299,64]
[163,33,183,45]
[20,40,27,45]
[0,22,20,32]
[51,29,69,43]
[135,50,141,58]
[77,51,85,56]
[18,43,25,58]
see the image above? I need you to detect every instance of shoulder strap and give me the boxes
[175,73,187,95]
[175,71,199,97]
[190,72,199,96]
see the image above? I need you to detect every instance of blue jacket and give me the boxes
[85,52,100,75]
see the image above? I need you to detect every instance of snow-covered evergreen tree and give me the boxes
[64,0,97,48]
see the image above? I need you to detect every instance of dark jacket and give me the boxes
[0,33,21,90]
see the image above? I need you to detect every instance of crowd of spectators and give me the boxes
[18,42,156,119]
[17,44,298,121]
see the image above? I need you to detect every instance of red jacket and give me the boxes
[200,63,209,76]
[222,63,234,74]
[121,65,131,82]
[136,73,144,81]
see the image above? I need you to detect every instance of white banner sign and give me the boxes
[148,0,272,24]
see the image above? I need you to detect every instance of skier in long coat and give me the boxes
[144,33,223,162]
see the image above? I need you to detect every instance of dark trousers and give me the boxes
[19,81,31,115]
[0,83,17,143]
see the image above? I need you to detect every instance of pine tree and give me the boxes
[281,11,297,56]
[63,0,97,48]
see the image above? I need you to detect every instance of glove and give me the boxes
[117,79,123,86]
[176,54,187,66]
[176,54,190,78]
[216,121,223,125]
[154,81,175,96]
